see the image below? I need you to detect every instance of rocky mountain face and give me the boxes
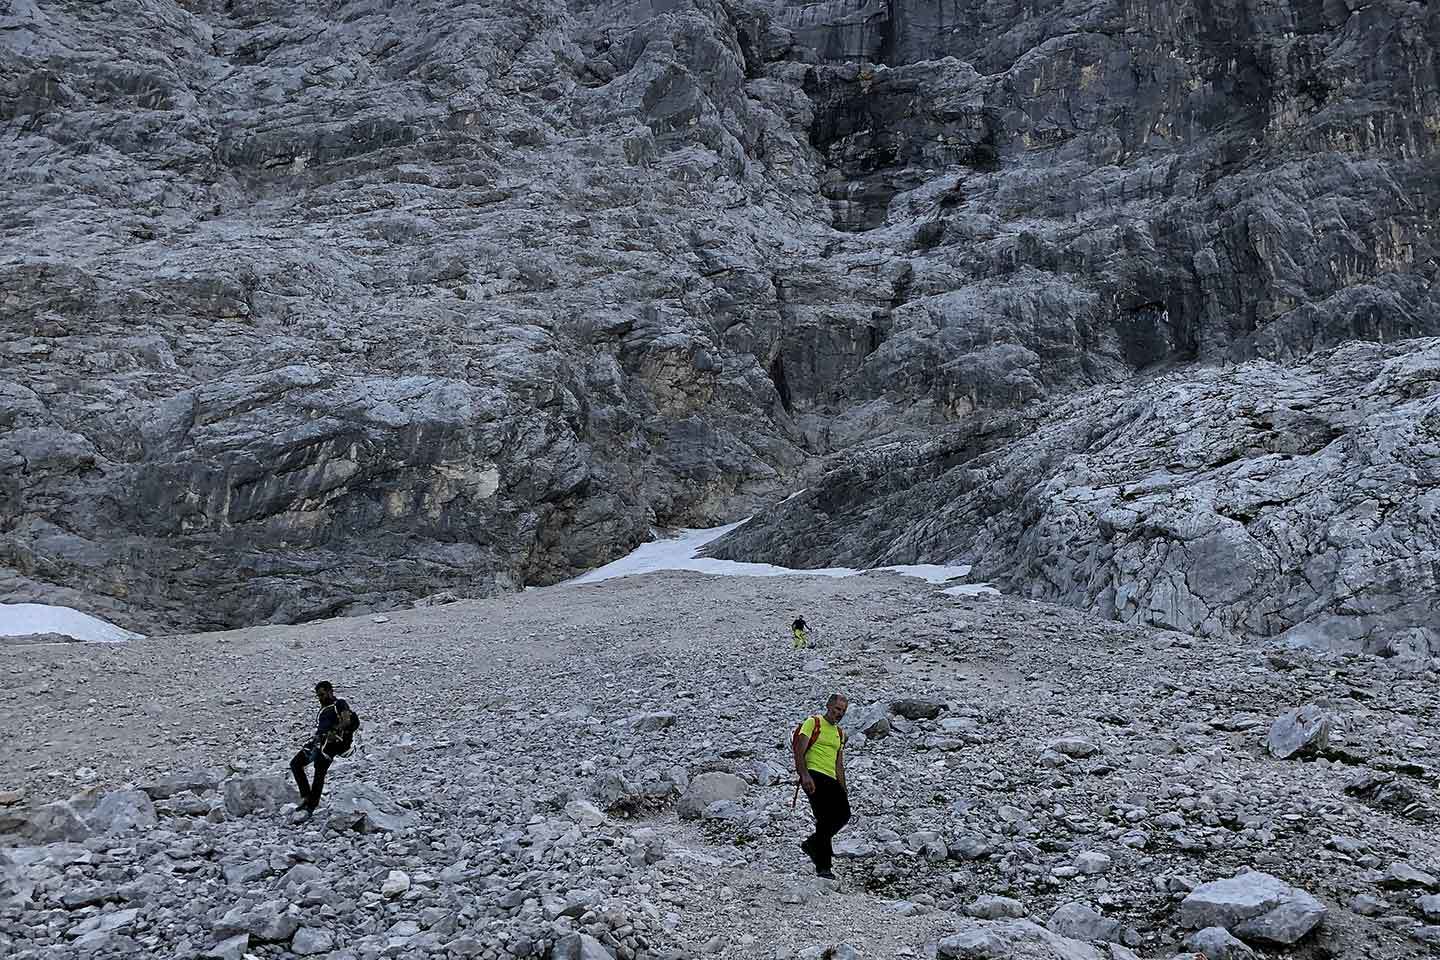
[707,339,1440,663]
[2,0,1437,632]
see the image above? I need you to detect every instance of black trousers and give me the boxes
[290,746,332,809]
[804,772,851,870]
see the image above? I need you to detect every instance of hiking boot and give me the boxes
[816,867,836,879]
[799,837,820,867]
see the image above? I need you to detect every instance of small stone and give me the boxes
[1076,851,1112,875]
[627,711,676,731]
[1050,737,1100,758]
[964,894,1026,919]
[381,870,411,897]
[890,698,944,720]
[1186,926,1256,959]
[1382,861,1438,890]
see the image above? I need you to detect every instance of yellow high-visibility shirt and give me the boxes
[798,716,843,778]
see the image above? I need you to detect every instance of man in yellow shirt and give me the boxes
[792,693,850,878]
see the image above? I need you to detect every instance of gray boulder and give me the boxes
[964,895,1027,920]
[1266,706,1331,760]
[324,782,418,834]
[627,712,676,732]
[139,770,222,800]
[551,932,615,960]
[290,927,335,956]
[222,775,297,817]
[1381,862,1439,890]
[1180,872,1326,945]
[0,800,89,844]
[841,703,891,739]
[213,900,301,942]
[1186,927,1256,960]
[676,772,748,821]
[1046,901,1120,943]
[84,788,158,835]
[891,698,945,720]
[938,918,1105,959]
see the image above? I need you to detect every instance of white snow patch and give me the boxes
[0,604,144,643]
[568,522,999,595]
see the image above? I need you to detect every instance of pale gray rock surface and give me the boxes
[1185,927,1255,960]
[1179,871,1325,945]
[710,340,1440,656]
[676,772,749,821]
[1266,706,1332,760]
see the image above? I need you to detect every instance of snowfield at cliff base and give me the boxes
[0,603,144,643]
[1,521,995,643]
[569,520,998,597]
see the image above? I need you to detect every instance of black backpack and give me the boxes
[326,700,362,758]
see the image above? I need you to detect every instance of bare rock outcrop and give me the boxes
[709,339,1440,659]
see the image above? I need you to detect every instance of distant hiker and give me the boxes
[289,680,359,816]
[792,693,850,878]
[792,617,809,648]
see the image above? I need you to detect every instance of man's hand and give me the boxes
[800,773,816,796]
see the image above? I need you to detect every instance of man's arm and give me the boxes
[835,741,847,792]
[792,722,816,795]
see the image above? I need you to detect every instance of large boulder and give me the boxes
[80,788,157,835]
[937,918,1107,959]
[223,775,297,817]
[324,783,418,834]
[213,900,301,942]
[841,703,891,739]
[0,801,89,844]
[1179,872,1326,945]
[1266,706,1331,760]
[1046,901,1120,942]
[676,772,748,821]
[551,932,615,960]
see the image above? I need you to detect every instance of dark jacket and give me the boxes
[310,699,350,751]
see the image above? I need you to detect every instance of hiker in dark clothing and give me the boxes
[792,693,851,878]
[290,680,352,815]
[791,617,809,649]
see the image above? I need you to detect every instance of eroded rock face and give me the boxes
[710,339,1440,657]
[3,0,1437,632]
